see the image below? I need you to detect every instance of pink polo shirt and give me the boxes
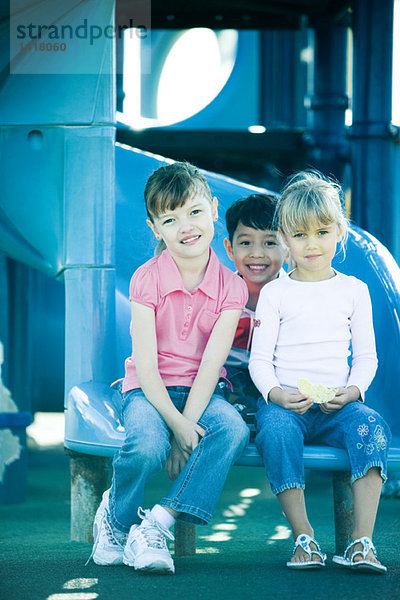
[122,248,248,392]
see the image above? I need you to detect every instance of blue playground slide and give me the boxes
[64,144,400,464]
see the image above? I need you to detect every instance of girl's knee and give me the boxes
[201,404,250,449]
[220,412,250,447]
[351,406,391,448]
[256,419,304,465]
[123,432,170,468]
[235,416,250,447]
[373,413,392,446]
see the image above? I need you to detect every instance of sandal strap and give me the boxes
[293,534,326,562]
[343,536,377,562]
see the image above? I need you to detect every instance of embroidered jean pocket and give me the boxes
[198,309,220,336]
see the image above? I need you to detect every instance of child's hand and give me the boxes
[166,440,187,481]
[269,387,313,414]
[319,386,361,413]
[172,416,205,458]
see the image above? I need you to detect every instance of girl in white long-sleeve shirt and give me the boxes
[249,171,390,573]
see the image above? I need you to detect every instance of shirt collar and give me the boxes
[158,248,219,299]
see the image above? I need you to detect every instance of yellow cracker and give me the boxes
[297,378,336,404]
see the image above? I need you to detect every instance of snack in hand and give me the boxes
[297,378,336,404]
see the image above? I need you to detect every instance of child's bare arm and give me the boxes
[166,308,242,480]
[182,308,242,424]
[132,301,204,456]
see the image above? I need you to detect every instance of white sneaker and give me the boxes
[87,489,129,566]
[123,507,175,574]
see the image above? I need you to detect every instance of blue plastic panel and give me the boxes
[0,126,115,276]
[0,412,32,427]
[65,382,124,454]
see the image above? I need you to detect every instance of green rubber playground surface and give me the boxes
[1,441,399,600]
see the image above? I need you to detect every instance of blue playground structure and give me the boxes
[1,0,400,553]
[67,144,400,553]
[64,144,400,463]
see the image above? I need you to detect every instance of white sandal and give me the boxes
[286,534,326,569]
[332,536,387,574]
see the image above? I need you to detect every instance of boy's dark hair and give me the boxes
[145,161,212,222]
[225,194,279,242]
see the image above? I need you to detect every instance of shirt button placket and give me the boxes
[182,305,192,338]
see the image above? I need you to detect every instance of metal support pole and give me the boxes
[351,0,398,258]
[63,125,116,542]
[67,449,112,542]
[307,21,348,180]
[260,29,308,129]
[174,521,197,557]
[332,471,353,555]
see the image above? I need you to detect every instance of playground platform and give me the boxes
[1,414,399,600]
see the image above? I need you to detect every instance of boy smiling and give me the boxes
[223,194,288,405]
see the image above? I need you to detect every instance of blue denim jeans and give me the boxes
[109,386,249,531]
[255,400,391,495]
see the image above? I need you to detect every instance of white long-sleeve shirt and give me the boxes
[249,270,378,401]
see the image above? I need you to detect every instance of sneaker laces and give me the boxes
[137,507,174,549]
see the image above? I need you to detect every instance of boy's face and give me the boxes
[224,222,287,287]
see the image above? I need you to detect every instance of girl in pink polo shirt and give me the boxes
[90,162,249,573]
